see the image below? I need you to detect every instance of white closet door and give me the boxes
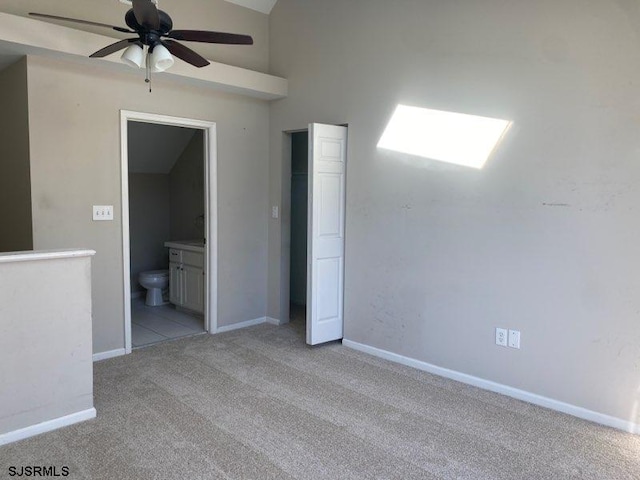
[306,123,347,345]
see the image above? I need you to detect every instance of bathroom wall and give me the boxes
[289,132,307,306]
[169,130,206,241]
[128,173,171,294]
[0,57,32,252]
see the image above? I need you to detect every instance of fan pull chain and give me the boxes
[145,49,152,93]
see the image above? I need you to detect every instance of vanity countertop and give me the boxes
[164,240,205,253]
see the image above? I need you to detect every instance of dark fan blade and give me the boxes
[167,30,253,45]
[29,12,132,33]
[90,39,138,58]
[162,40,210,68]
[132,0,160,30]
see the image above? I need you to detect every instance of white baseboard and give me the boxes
[216,317,266,333]
[266,317,283,326]
[93,348,126,362]
[342,339,640,435]
[0,408,96,446]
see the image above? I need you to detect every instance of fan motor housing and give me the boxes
[125,9,172,35]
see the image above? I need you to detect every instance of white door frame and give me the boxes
[120,110,218,354]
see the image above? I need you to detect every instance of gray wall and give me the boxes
[268,0,640,423]
[289,132,307,306]
[0,58,32,252]
[26,55,269,353]
[0,251,94,438]
[170,130,206,241]
[128,173,171,293]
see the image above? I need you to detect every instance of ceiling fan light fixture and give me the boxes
[121,44,145,68]
[32,0,253,81]
[150,44,174,72]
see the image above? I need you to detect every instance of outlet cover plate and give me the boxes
[495,328,508,347]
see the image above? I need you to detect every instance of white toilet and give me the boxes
[138,270,169,306]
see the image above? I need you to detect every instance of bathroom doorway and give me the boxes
[120,111,218,354]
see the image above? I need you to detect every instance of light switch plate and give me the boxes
[508,330,521,349]
[271,206,279,219]
[93,205,114,221]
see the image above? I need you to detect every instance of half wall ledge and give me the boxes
[0,248,96,446]
[0,248,96,263]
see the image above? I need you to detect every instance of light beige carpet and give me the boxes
[1,319,639,479]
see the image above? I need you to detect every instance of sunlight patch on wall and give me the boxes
[377,105,512,169]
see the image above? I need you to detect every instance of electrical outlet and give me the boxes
[93,205,114,221]
[271,206,279,219]
[495,328,508,347]
[508,330,521,349]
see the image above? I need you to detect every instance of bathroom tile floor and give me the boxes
[131,297,205,348]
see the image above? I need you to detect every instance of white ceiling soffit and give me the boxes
[224,0,278,15]
[128,122,197,174]
[0,12,287,100]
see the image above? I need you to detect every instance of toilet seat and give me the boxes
[139,269,169,279]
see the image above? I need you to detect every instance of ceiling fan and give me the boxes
[29,0,253,81]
